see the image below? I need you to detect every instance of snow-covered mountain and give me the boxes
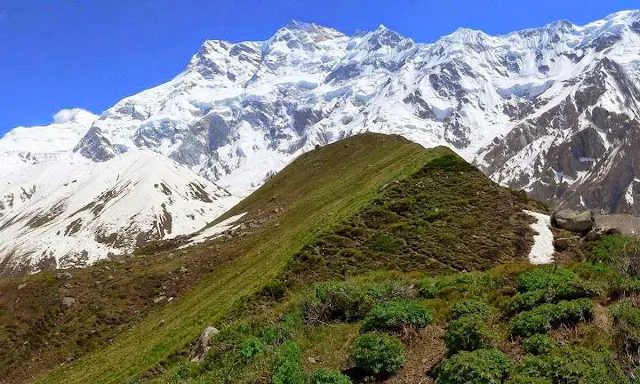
[2,10,640,273]
[0,108,97,179]
[0,150,237,275]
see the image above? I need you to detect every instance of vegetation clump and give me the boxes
[451,299,493,320]
[521,334,555,356]
[591,235,640,277]
[272,341,306,384]
[433,349,511,384]
[310,369,352,384]
[510,298,594,337]
[362,300,433,332]
[302,281,415,324]
[351,333,406,375]
[445,315,493,353]
[514,346,628,384]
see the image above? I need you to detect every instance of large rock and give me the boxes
[190,326,220,362]
[554,236,581,251]
[551,209,594,234]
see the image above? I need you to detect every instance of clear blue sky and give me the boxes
[0,0,637,135]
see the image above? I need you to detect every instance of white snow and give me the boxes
[179,212,247,249]
[523,210,555,264]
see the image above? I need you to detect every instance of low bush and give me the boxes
[510,299,594,337]
[239,336,267,360]
[514,346,628,384]
[522,334,555,355]
[516,268,576,293]
[505,376,551,384]
[303,281,415,324]
[417,278,438,298]
[445,315,493,353]
[272,341,306,384]
[451,299,493,320]
[610,301,640,361]
[362,300,433,332]
[310,369,352,384]
[508,281,592,314]
[591,235,640,277]
[433,349,511,384]
[351,333,406,374]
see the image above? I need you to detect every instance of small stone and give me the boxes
[108,275,114,280]
[61,297,76,307]
[64,283,73,289]
[274,223,280,227]
[56,272,73,280]
[307,357,318,364]
[17,283,27,290]
[153,296,167,304]
[180,266,188,273]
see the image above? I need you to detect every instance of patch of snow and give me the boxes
[523,210,555,265]
[179,212,247,249]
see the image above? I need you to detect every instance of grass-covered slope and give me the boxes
[2,133,542,384]
[150,237,640,384]
[28,133,450,383]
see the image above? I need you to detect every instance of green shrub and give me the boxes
[451,299,493,320]
[506,376,551,384]
[434,349,511,384]
[370,233,406,252]
[303,283,374,323]
[351,333,406,374]
[303,282,415,324]
[610,301,640,360]
[610,300,640,327]
[417,278,438,298]
[516,268,576,293]
[445,315,493,353]
[239,336,267,360]
[522,334,555,355]
[310,369,352,384]
[272,341,306,384]
[515,346,628,384]
[508,281,592,314]
[362,300,433,332]
[510,299,594,337]
[591,235,640,277]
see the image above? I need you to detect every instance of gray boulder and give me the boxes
[551,209,594,233]
[56,271,73,280]
[190,326,220,362]
[554,236,581,251]
[62,297,76,307]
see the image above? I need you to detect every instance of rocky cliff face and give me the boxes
[2,10,640,270]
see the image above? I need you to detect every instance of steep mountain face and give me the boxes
[0,151,237,275]
[2,10,640,270]
[71,11,640,209]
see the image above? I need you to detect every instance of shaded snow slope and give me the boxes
[0,151,238,275]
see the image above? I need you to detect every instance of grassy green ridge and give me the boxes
[39,133,445,384]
